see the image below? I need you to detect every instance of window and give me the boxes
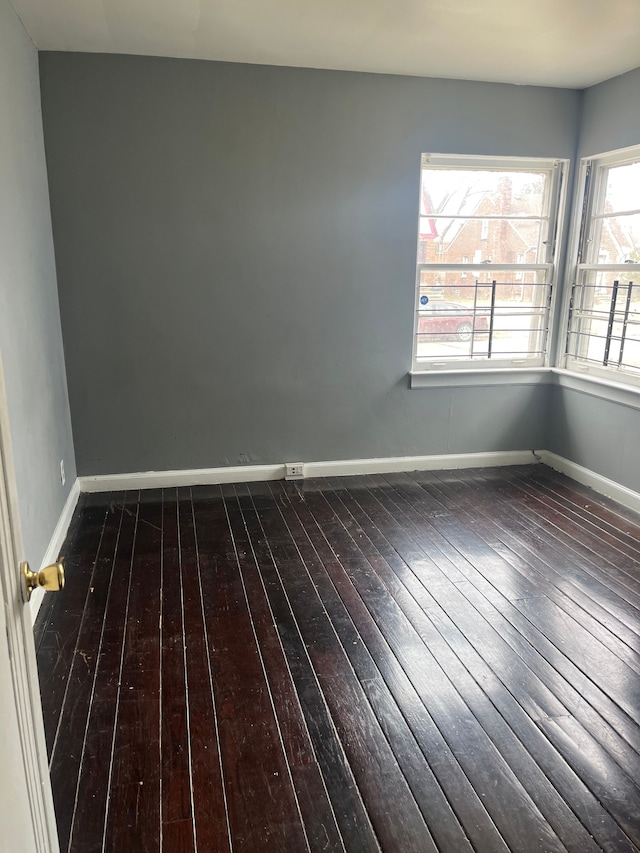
[566,147,640,383]
[413,154,566,371]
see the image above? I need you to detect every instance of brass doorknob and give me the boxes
[21,561,65,602]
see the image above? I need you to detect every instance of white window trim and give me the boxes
[561,143,640,390]
[421,153,566,171]
[412,153,568,377]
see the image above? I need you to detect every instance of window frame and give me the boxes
[411,153,568,376]
[563,144,640,387]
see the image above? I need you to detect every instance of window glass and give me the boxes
[566,148,640,383]
[413,155,564,370]
[603,161,640,214]
[420,169,548,217]
[589,214,640,264]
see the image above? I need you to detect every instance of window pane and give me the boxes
[569,270,640,371]
[417,268,549,303]
[421,169,549,218]
[417,217,545,265]
[589,213,640,264]
[413,156,562,369]
[415,270,550,362]
[603,161,640,214]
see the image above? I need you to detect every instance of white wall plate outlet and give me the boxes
[285,462,304,480]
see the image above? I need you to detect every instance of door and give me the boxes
[0,360,59,852]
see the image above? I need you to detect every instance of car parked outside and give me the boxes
[417,300,489,342]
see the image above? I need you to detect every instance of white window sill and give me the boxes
[410,367,551,389]
[409,366,640,410]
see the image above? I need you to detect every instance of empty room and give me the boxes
[2,0,640,851]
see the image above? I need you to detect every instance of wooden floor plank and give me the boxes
[193,489,310,852]
[227,488,347,853]
[37,467,640,853]
[267,481,507,853]
[529,466,640,538]
[292,480,576,850]
[431,473,640,733]
[396,470,640,849]
[66,492,139,853]
[354,472,640,853]
[248,487,441,853]
[506,467,640,563]
[160,489,196,852]
[104,490,163,853]
[480,472,640,604]
[428,470,640,715]
[408,471,640,729]
[461,468,640,655]
[48,494,124,853]
[214,484,382,853]
[179,487,232,853]
[447,479,640,780]
[487,473,640,604]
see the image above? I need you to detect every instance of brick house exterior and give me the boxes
[418,176,543,303]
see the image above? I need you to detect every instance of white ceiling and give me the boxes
[9,0,640,89]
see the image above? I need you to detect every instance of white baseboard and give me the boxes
[78,450,538,494]
[538,451,640,514]
[79,464,285,493]
[29,478,81,624]
[303,450,537,478]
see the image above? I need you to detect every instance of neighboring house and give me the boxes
[418,176,545,303]
[418,177,639,306]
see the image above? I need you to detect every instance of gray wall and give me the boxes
[39,53,579,475]
[579,65,640,158]
[546,66,640,491]
[547,384,640,490]
[0,4,76,561]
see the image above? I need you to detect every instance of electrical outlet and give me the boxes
[60,459,65,486]
[285,462,304,480]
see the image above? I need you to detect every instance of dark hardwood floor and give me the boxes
[34,465,640,853]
